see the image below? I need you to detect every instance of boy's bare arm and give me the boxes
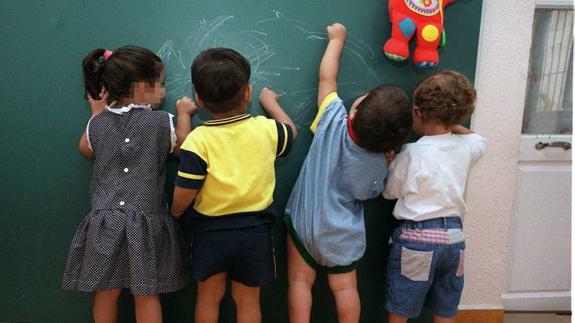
[259,87,298,139]
[318,23,346,107]
[171,186,198,219]
[173,97,198,156]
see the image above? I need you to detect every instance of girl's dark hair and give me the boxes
[191,48,251,113]
[352,85,412,153]
[82,45,164,103]
[413,70,476,126]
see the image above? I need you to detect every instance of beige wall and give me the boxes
[460,0,536,309]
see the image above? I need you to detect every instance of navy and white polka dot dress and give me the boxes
[62,105,189,295]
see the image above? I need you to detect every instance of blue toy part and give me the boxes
[414,61,437,69]
[398,18,416,39]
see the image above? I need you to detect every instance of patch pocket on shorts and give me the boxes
[456,250,465,277]
[401,247,433,282]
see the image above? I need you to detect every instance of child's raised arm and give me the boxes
[259,87,298,139]
[318,23,346,107]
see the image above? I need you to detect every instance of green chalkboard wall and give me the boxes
[0,0,481,321]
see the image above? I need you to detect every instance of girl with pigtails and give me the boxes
[62,45,195,322]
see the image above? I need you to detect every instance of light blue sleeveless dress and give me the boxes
[285,93,388,270]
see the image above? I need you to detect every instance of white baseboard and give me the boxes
[458,304,504,310]
[501,291,571,311]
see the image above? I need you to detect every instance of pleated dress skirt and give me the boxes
[62,208,190,295]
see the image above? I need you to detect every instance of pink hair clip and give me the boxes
[103,50,113,60]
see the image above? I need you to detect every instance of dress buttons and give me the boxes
[125,138,130,143]
[124,168,129,173]
[119,201,125,206]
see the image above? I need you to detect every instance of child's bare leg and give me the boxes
[195,272,227,323]
[134,295,162,323]
[434,315,455,323]
[287,235,316,323]
[327,270,360,323]
[231,281,261,323]
[388,312,408,323]
[93,288,122,323]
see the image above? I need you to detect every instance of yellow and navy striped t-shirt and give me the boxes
[175,113,293,230]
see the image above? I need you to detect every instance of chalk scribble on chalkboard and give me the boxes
[189,15,235,49]
[157,14,299,102]
[157,11,378,122]
[157,41,186,70]
[256,10,380,87]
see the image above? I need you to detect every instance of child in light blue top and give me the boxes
[284,23,412,323]
[286,94,389,269]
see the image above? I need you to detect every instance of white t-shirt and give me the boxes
[383,133,486,221]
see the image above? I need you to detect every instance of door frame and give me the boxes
[501,0,572,311]
[460,0,572,312]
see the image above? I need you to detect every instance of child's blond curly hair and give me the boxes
[413,70,476,126]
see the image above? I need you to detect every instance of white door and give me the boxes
[502,3,572,311]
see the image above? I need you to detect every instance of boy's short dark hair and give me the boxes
[191,48,251,113]
[352,85,412,153]
[413,70,476,126]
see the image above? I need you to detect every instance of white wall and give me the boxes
[460,0,536,309]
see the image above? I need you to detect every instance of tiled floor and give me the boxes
[504,313,571,323]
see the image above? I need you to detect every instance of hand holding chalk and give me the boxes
[327,23,346,42]
[176,96,198,116]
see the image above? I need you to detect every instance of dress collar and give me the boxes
[105,103,152,115]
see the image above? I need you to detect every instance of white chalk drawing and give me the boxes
[157,11,380,125]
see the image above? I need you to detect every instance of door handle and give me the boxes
[534,141,572,150]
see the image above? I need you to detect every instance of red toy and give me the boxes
[383,0,454,69]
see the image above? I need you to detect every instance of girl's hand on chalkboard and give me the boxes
[327,23,346,42]
[86,88,108,116]
[176,96,198,116]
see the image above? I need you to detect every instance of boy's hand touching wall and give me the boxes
[327,23,347,42]
[174,96,199,156]
[259,87,280,106]
[176,96,199,116]
[259,87,298,139]
[318,23,346,107]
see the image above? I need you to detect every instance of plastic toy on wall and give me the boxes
[383,0,454,69]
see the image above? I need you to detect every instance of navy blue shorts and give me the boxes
[385,217,465,319]
[191,224,275,287]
